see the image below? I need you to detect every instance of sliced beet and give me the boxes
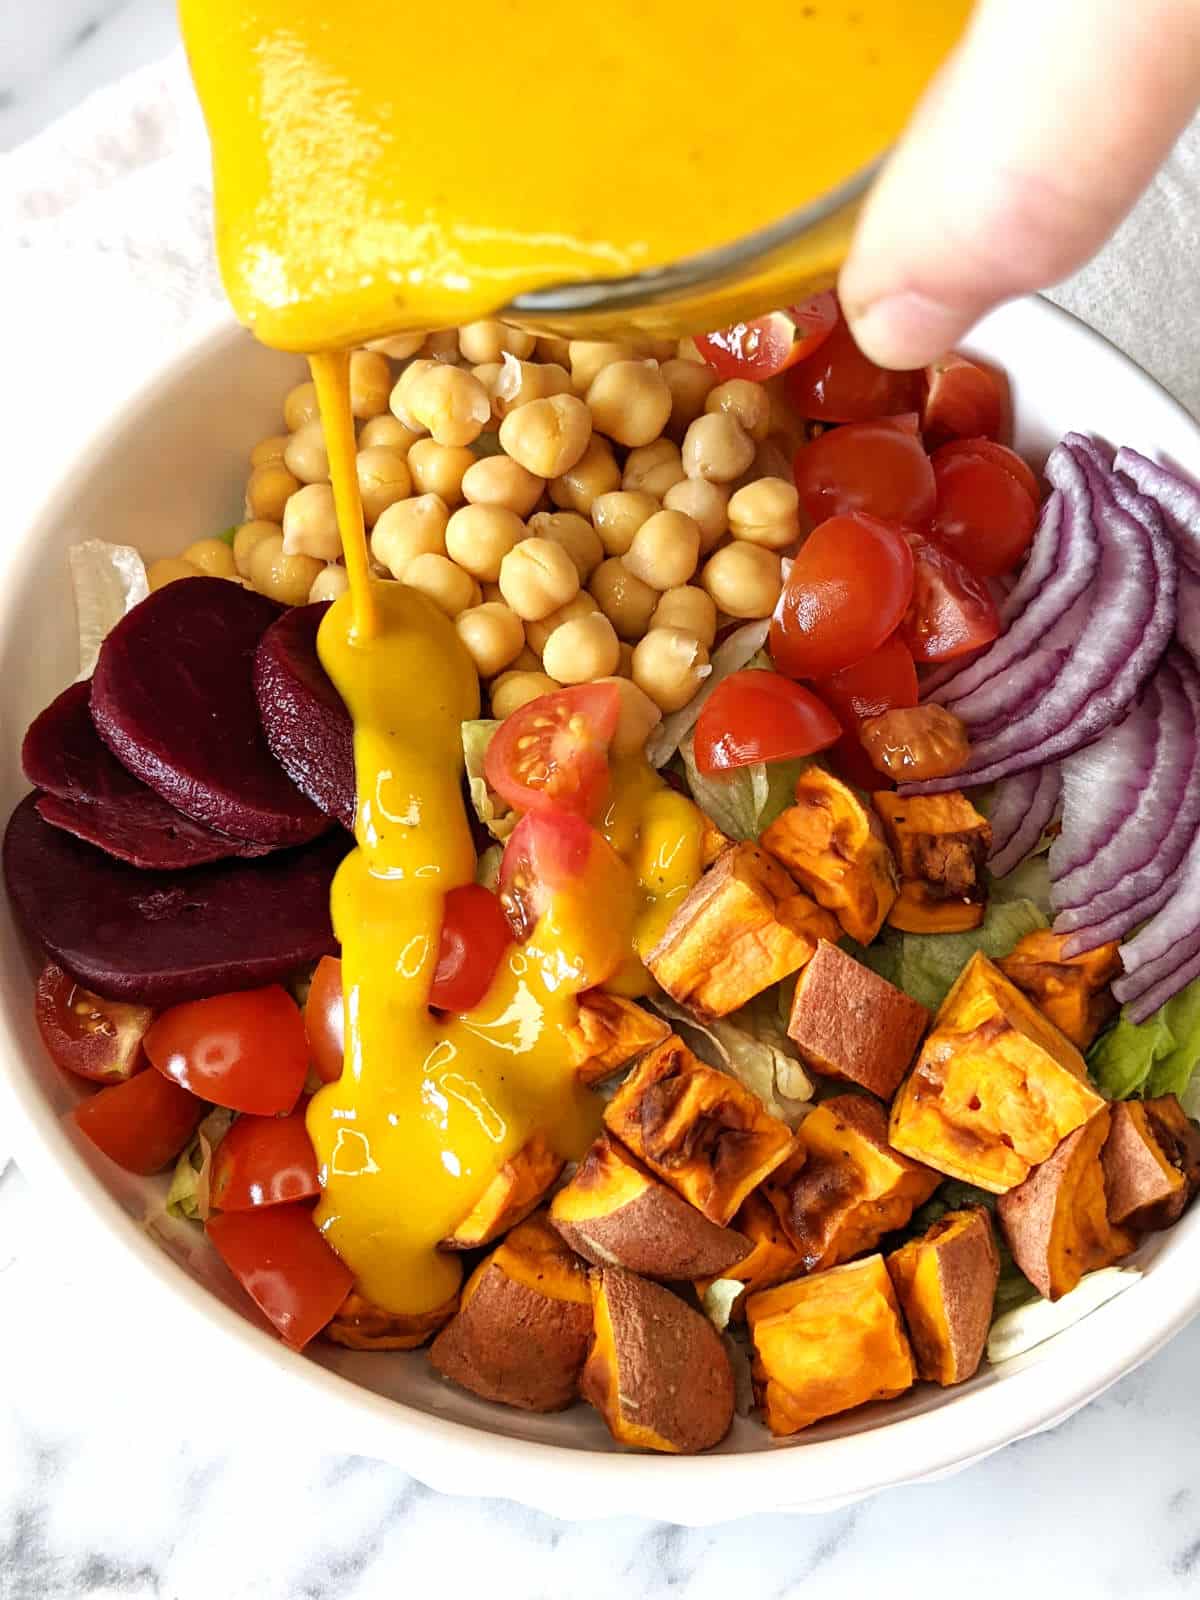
[90,578,329,847]
[4,792,346,1006]
[23,681,270,870]
[254,603,356,831]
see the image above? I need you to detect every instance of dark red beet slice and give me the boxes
[23,682,271,870]
[4,792,347,1006]
[90,578,329,847]
[254,603,356,831]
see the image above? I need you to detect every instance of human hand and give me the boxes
[839,0,1200,369]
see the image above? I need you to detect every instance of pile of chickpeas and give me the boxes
[151,321,807,748]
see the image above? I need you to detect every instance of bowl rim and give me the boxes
[4,294,1200,1524]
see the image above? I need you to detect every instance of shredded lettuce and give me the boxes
[700,1278,744,1333]
[476,843,503,890]
[679,733,808,843]
[858,896,1048,1015]
[986,1267,1141,1365]
[1088,974,1200,1101]
[651,993,812,1125]
[462,720,517,842]
[165,1107,236,1222]
[69,540,149,680]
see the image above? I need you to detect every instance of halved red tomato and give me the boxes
[794,422,936,526]
[304,956,344,1086]
[923,353,1009,447]
[206,1204,353,1350]
[430,882,512,1013]
[695,293,838,381]
[210,1108,320,1211]
[930,451,1040,578]
[815,634,919,791]
[693,671,840,775]
[144,985,308,1116]
[900,531,1001,663]
[69,1066,204,1175]
[35,961,151,1084]
[933,437,1039,502]
[769,513,915,680]
[485,684,619,818]
[785,315,922,423]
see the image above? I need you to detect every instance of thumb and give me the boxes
[838,0,1200,369]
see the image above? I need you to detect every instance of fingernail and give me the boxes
[844,291,968,370]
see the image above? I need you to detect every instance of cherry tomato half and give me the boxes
[210,1108,320,1211]
[69,1066,204,1175]
[144,985,308,1116]
[206,1204,353,1350]
[930,452,1040,578]
[815,634,919,791]
[769,513,915,680]
[933,437,1039,503]
[35,961,152,1084]
[695,294,839,382]
[430,883,513,1013]
[485,684,619,818]
[794,421,936,526]
[304,956,344,1086]
[900,530,1001,663]
[922,353,1009,448]
[785,314,922,423]
[693,671,840,775]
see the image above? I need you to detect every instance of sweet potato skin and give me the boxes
[566,991,672,1086]
[440,1130,564,1249]
[787,938,930,1101]
[327,1286,460,1351]
[886,1207,999,1385]
[998,930,1121,1050]
[1102,1096,1200,1231]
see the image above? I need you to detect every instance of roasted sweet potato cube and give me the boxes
[440,1130,564,1249]
[430,1212,592,1411]
[581,1265,735,1452]
[550,1134,751,1279]
[327,1282,461,1352]
[747,1254,915,1435]
[886,879,985,933]
[890,952,1106,1193]
[565,991,672,1087]
[760,768,898,943]
[603,1035,796,1224]
[998,1108,1135,1301]
[873,791,991,898]
[998,930,1121,1050]
[787,939,930,1100]
[1102,1095,1200,1231]
[886,1207,999,1385]
[694,1189,805,1315]
[646,842,838,1017]
[778,1093,940,1271]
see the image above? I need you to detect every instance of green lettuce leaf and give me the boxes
[462,720,517,842]
[858,895,1048,1014]
[1088,975,1200,1101]
[165,1107,236,1222]
[679,733,809,842]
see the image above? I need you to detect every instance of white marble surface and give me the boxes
[6,8,1200,1598]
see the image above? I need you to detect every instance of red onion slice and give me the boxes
[1114,447,1200,572]
[1178,565,1200,660]
[1119,943,1200,1025]
[988,765,1060,879]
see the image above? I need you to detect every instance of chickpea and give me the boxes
[283,421,330,485]
[282,482,341,561]
[663,477,729,553]
[525,591,600,656]
[407,439,476,505]
[283,380,319,432]
[527,512,603,581]
[623,509,701,592]
[356,446,413,525]
[700,542,783,619]
[510,645,542,673]
[341,351,390,422]
[180,537,238,579]
[421,329,462,363]
[569,340,633,395]
[681,412,755,483]
[542,612,620,685]
[401,552,481,618]
[493,357,572,417]
[147,557,201,591]
[371,493,450,577]
[660,357,719,440]
[359,414,421,453]
[705,378,770,442]
[497,537,580,621]
[632,627,711,713]
[456,601,527,677]
[481,581,505,605]
[250,434,290,468]
[247,533,324,606]
[594,676,662,756]
[499,393,592,480]
[586,361,673,448]
[589,557,658,641]
[650,585,717,649]
[622,438,685,498]
[616,642,635,678]
[233,519,280,578]
[549,435,620,516]
[309,565,350,604]
[471,362,504,421]
[246,461,302,521]
[536,335,571,366]
[365,332,427,361]
[390,362,490,447]
[445,504,525,582]
[457,321,536,364]
[630,334,679,363]
[591,490,658,557]
[727,477,801,550]
[462,454,544,517]
[491,670,561,719]
[677,337,706,363]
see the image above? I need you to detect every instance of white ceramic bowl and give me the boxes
[3,296,1199,1525]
